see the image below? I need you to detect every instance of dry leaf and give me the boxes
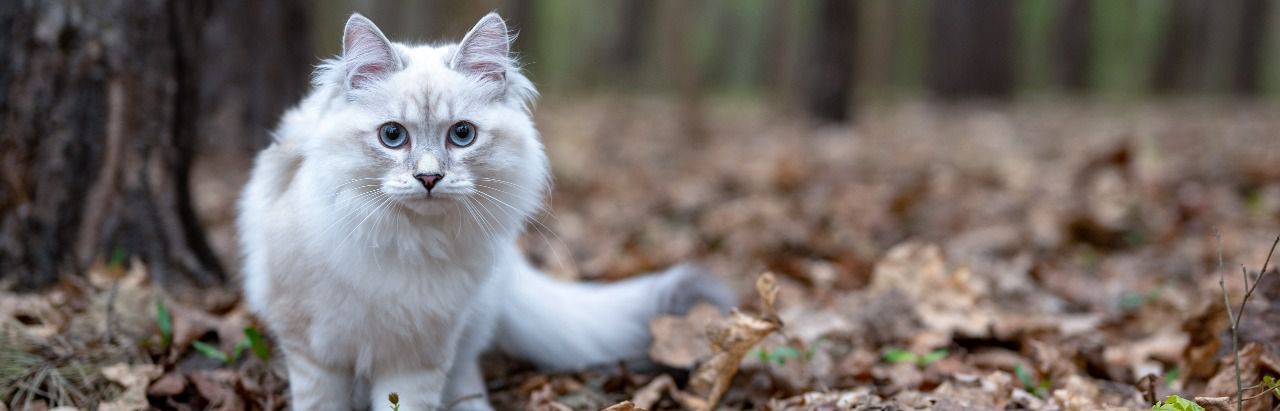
[602,401,644,411]
[648,303,722,368]
[687,272,782,410]
[1203,343,1280,411]
[768,387,877,410]
[1194,396,1233,411]
[526,384,572,411]
[189,370,243,411]
[146,372,188,397]
[98,363,162,411]
[630,375,675,410]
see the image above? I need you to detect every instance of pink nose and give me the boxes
[415,173,443,191]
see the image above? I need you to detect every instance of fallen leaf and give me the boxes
[767,387,877,410]
[648,303,722,368]
[188,370,243,411]
[1203,343,1280,411]
[98,363,162,411]
[602,401,643,411]
[1194,396,1232,411]
[630,374,675,410]
[146,372,188,397]
[687,272,782,410]
[525,384,572,411]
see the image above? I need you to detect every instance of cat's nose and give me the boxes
[415,173,444,191]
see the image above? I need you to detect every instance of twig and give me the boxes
[1215,229,1242,411]
[1217,232,1280,411]
[1235,235,1279,331]
[103,280,120,346]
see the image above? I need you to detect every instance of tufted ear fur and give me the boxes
[340,13,402,92]
[451,13,513,84]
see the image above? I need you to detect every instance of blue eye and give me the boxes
[447,121,476,147]
[379,122,408,148]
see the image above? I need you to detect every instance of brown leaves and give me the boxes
[687,273,783,410]
[648,304,720,369]
[98,363,161,411]
[1202,343,1280,411]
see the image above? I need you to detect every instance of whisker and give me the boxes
[331,184,385,198]
[471,190,577,275]
[337,194,394,250]
[462,196,496,242]
[473,184,561,229]
[314,189,387,240]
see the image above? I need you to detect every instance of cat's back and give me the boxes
[237,97,320,312]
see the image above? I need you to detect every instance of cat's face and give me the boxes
[307,13,546,230]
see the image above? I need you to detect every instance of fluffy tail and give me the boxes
[495,260,736,371]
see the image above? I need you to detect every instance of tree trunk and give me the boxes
[1053,0,1092,92]
[0,0,310,293]
[805,0,858,123]
[763,0,795,111]
[1151,0,1209,94]
[927,0,1015,99]
[1231,0,1269,95]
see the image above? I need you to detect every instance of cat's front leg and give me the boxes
[370,368,448,410]
[443,358,493,411]
[284,350,353,411]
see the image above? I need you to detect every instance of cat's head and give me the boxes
[303,13,546,234]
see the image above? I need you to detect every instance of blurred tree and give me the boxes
[763,0,796,109]
[1152,0,1209,94]
[198,1,312,157]
[0,0,309,292]
[660,0,708,135]
[611,0,649,85]
[1232,0,1270,95]
[1052,0,1091,92]
[928,0,1015,99]
[805,0,858,122]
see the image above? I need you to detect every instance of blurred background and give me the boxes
[325,0,1280,112]
[4,1,1280,409]
[2,0,1280,303]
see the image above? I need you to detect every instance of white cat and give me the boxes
[236,12,733,411]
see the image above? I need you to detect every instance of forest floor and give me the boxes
[3,99,1280,410]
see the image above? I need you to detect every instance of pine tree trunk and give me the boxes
[0,0,310,293]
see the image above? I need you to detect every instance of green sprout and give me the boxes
[1151,395,1204,411]
[155,299,173,349]
[882,348,949,367]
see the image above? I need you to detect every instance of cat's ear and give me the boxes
[341,13,402,91]
[451,13,513,84]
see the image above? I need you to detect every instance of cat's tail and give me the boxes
[495,259,736,371]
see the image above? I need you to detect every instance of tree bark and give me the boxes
[0,0,309,292]
[805,0,858,123]
[927,0,1015,100]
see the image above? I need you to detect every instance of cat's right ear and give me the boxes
[340,13,401,91]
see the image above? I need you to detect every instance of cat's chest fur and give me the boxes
[264,185,499,373]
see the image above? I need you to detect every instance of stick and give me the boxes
[1215,229,1242,411]
[1218,232,1280,411]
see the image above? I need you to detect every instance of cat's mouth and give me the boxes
[389,191,461,215]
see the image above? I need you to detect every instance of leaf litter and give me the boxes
[5,100,1280,410]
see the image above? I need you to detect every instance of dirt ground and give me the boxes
[3,99,1279,410]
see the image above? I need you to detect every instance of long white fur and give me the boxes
[238,12,732,411]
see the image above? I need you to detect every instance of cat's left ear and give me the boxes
[451,13,513,84]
